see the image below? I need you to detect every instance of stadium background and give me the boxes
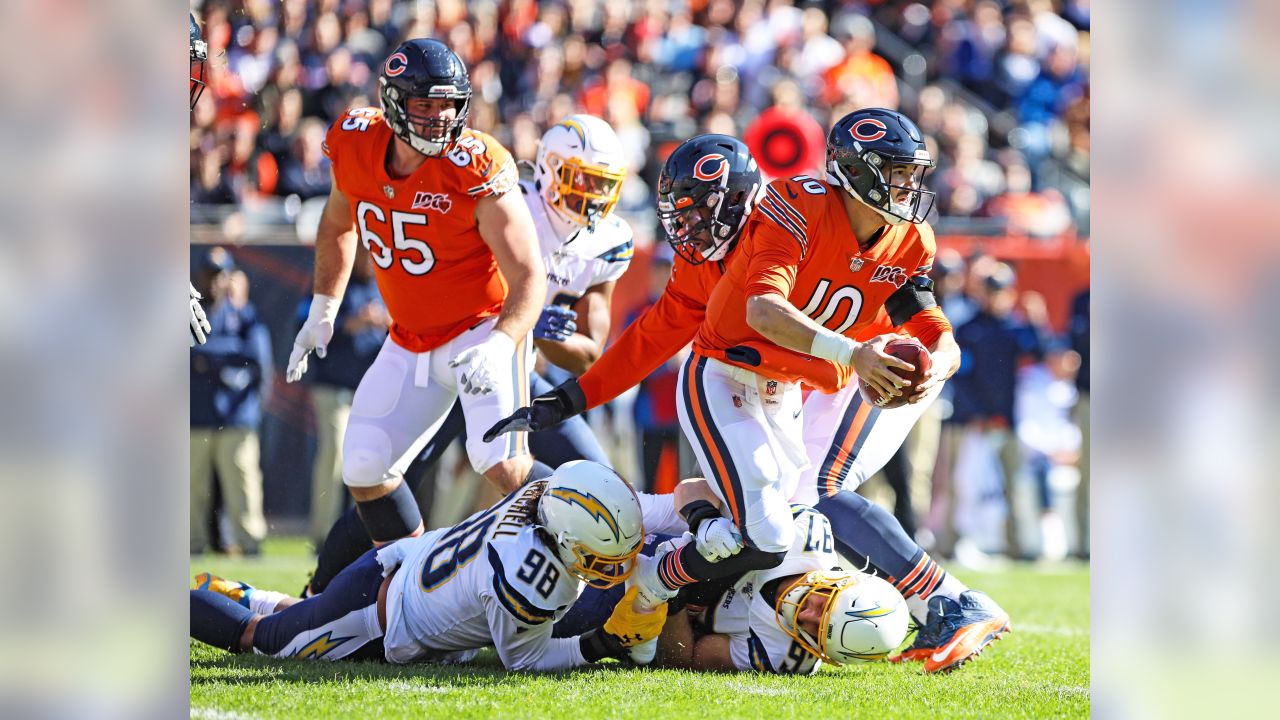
[189,0,1089,561]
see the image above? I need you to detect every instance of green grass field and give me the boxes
[191,538,1089,720]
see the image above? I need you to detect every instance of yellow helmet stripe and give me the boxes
[549,487,621,541]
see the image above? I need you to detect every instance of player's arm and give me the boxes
[742,248,913,399]
[476,190,547,345]
[691,634,738,672]
[287,172,359,382]
[888,245,958,398]
[483,264,707,441]
[535,279,615,376]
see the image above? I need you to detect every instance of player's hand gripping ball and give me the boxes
[858,337,931,409]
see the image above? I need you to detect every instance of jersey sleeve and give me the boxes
[482,593,587,671]
[636,492,685,536]
[592,219,635,285]
[577,261,708,410]
[460,131,519,198]
[485,544,563,627]
[737,184,803,299]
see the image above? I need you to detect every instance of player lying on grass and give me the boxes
[193,461,716,670]
[559,494,912,674]
[490,126,1009,673]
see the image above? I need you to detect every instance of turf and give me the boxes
[190,537,1089,719]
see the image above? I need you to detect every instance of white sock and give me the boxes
[248,589,290,615]
[928,571,968,604]
[906,596,930,625]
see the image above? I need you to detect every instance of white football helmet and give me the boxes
[775,570,910,665]
[533,114,628,236]
[537,461,644,589]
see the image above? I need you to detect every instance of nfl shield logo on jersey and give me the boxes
[850,256,865,272]
[383,184,395,199]
[765,380,778,396]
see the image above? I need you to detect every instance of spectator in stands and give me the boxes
[980,154,1074,238]
[821,13,899,109]
[1015,339,1082,561]
[1017,40,1086,166]
[299,251,389,547]
[190,248,272,556]
[950,263,1047,559]
[276,118,332,201]
[941,0,1007,105]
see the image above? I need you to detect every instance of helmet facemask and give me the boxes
[828,149,936,226]
[554,539,641,589]
[380,82,471,157]
[775,571,847,664]
[543,152,626,232]
[658,182,754,265]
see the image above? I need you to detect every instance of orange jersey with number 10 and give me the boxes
[324,107,519,353]
[693,175,951,393]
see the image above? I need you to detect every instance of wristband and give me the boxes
[679,500,721,534]
[809,327,857,365]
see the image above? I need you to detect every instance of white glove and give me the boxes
[448,331,515,395]
[189,282,211,347]
[694,517,744,562]
[286,294,341,383]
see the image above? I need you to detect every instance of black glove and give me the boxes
[483,378,587,442]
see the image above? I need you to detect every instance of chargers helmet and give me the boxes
[826,108,935,226]
[656,134,761,265]
[378,38,472,157]
[537,461,644,589]
[775,570,910,665]
[190,13,208,111]
[533,115,628,236]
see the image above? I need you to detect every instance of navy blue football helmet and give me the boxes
[656,134,761,265]
[190,13,207,111]
[378,39,472,157]
[826,108,935,225]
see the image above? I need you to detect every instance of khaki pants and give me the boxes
[1073,393,1090,556]
[191,427,267,553]
[310,385,354,545]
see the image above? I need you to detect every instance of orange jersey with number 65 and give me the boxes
[323,107,519,353]
[693,175,951,393]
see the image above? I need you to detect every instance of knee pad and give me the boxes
[354,482,422,544]
[343,426,394,488]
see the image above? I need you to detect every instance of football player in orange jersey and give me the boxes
[492,113,1009,672]
[284,39,547,549]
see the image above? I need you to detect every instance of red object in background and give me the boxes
[859,337,932,409]
[744,106,827,180]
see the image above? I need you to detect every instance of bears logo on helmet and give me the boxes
[849,118,888,143]
[692,154,729,181]
[384,52,409,77]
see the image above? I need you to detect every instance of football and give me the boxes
[858,337,932,409]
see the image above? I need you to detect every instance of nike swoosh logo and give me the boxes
[785,186,799,200]
[931,625,980,664]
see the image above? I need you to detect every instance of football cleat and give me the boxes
[890,618,939,664]
[194,572,253,610]
[914,591,1011,673]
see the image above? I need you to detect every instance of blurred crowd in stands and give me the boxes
[191,0,1089,236]
[191,0,1090,564]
